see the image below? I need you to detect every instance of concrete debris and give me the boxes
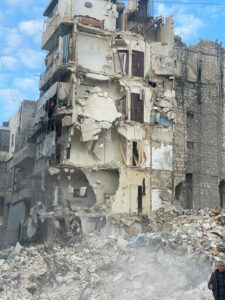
[80,118,111,141]
[0,207,224,299]
[48,167,60,176]
[79,87,121,123]
[27,202,46,239]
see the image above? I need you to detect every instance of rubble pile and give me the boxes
[1,206,225,299]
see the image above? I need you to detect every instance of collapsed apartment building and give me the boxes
[0,0,225,245]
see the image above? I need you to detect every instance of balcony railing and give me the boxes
[41,12,73,51]
[40,49,74,90]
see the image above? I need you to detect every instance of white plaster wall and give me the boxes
[58,0,69,17]
[69,129,124,166]
[151,43,176,76]
[112,168,151,216]
[152,144,173,171]
[152,189,172,211]
[74,0,118,31]
[79,88,121,122]
[117,124,145,141]
[76,34,112,73]
[84,170,119,204]
[144,87,153,123]
[143,140,151,168]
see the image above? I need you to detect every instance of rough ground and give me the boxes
[1,205,224,300]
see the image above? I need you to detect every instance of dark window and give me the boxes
[0,129,10,151]
[185,173,193,209]
[66,146,71,159]
[0,197,4,218]
[131,93,144,123]
[142,179,146,195]
[187,111,194,119]
[187,142,194,149]
[138,185,143,215]
[132,51,144,77]
[132,141,139,166]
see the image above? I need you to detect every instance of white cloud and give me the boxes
[19,19,43,43]
[13,77,39,92]
[156,4,204,42]
[0,88,22,121]
[2,28,24,53]
[0,56,18,71]
[16,48,45,69]
[175,15,203,41]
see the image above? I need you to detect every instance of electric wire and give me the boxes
[0,57,18,104]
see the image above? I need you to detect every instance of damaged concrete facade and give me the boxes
[0,0,175,244]
[35,0,177,221]
[2,0,225,245]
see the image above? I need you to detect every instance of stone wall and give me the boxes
[174,40,224,208]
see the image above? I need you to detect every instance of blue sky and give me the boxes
[0,0,225,123]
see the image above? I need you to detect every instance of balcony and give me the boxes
[40,42,74,90]
[42,14,73,51]
[13,144,36,168]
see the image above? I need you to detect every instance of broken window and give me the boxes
[73,187,88,198]
[132,51,144,77]
[62,33,70,63]
[131,93,144,123]
[116,96,127,116]
[118,50,129,75]
[132,141,143,166]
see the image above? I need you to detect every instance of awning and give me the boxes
[37,82,58,110]
[34,82,58,124]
